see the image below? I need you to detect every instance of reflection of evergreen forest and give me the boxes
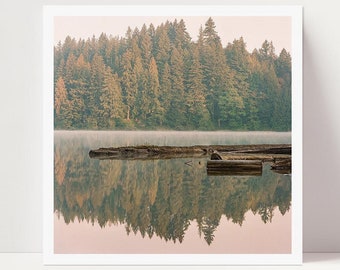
[54,18,291,131]
[54,140,291,245]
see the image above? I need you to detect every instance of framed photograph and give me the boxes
[43,5,302,265]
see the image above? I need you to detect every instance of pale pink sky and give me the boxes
[54,16,291,53]
[54,208,291,254]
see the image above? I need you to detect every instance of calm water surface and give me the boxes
[54,131,291,254]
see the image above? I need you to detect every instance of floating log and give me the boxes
[212,145,291,155]
[272,158,291,167]
[89,144,291,161]
[271,158,291,174]
[216,153,291,162]
[207,160,263,176]
[89,145,210,160]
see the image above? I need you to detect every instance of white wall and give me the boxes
[1,0,340,253]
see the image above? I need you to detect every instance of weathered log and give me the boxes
[211,144,291,155]
[207,160,262,168]
[271,158,291,174]
[89,144,291,161]
[215,153,291,162]
[89,145,210,160]
[207,160,263,176]
[272,158,291,167]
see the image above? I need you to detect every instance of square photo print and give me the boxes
[43,5,303,265]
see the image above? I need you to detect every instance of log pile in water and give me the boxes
[89,144,291,176]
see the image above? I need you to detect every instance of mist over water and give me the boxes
[54,130,291,149]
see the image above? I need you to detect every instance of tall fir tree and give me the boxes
[119,49,138,121]
[99,67,124,129]
[272,49,292,130]
[146,57,164,126]
[54,76,71,128]
[139,24,153,69]
[87,53,106,129]
[225,37,257,129]
[184,46,211,129]
[159,62,172,124]
[201,17,233,128]
[168,47,186,129]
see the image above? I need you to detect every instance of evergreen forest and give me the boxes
[54,18,291,131]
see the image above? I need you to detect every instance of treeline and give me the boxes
[54,18,291,131]
[55,141,291,245]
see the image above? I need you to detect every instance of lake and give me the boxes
[54,131,292,254]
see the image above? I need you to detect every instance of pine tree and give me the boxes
[148,23,156,40]
[147,57,164,126]
[55,76,67,116]
[120,49,138,121]
[202,17,220,47]
[174,19,191,51]
[260,65,280,129]
[87,53,106,129]
[259,40,277,66]
[218,86,245,129]
[154,22,172,114]
[139,24,153,69]
[272,49,292,130]
[54,76,71,128]
[225,37,256,129]
[98,32,114,68]
[54,42,64,84]
[197,25,204,50]
[159,62,172,125]
[184,46,211,129]
[134,62,149,126]
[167,47,186,129]
[61,36,77,61]
[201,17,233,128]
[100,67,124,129]
[63,52,89,129]
[154,23,171,71]
[275,48,291,86]
[106,37,120,73]
[64,52,77,88]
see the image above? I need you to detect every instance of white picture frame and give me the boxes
[43,5,303,265]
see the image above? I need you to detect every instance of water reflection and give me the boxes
[54,132,291,246]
